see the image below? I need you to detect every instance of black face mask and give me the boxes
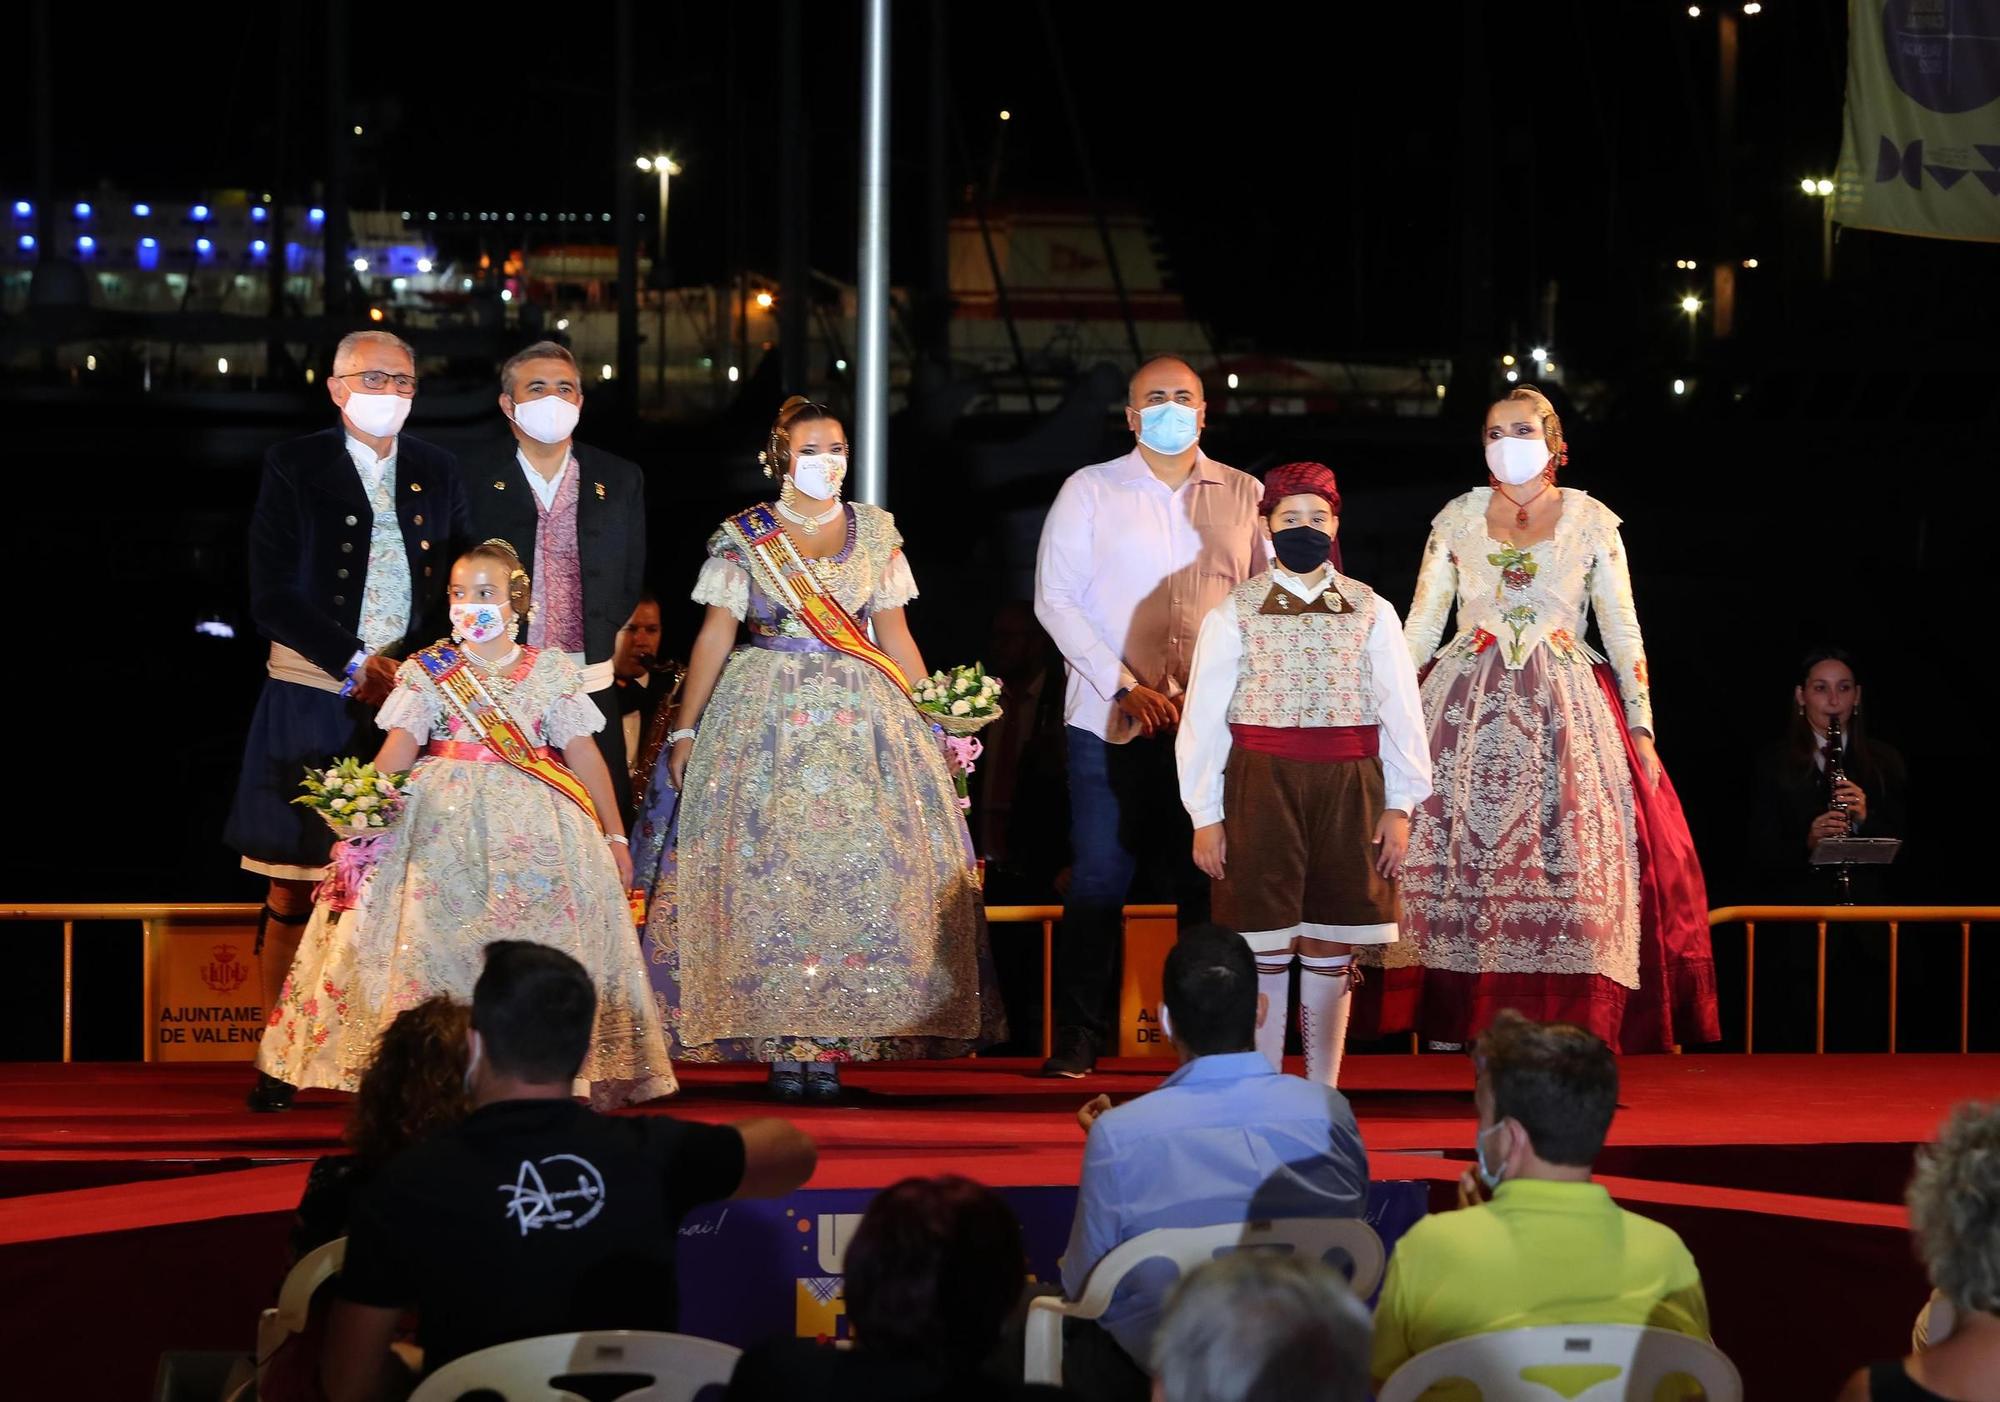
[1270,526,1332,573]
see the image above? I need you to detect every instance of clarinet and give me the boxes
[1824,713,1854,900]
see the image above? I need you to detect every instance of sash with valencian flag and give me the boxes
[416,643,603,830]
[722,504,912,694]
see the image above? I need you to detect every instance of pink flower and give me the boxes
[313,1027,330,1046]
[267,1006,284,1028]
[301,998,320,1019]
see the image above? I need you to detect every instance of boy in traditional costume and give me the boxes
[253,539,675,1108]
[1175,463,1432,1088]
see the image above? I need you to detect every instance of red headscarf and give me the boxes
[1259,462,1343,571]
[1259,461,1341,517]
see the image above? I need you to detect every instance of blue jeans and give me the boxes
[1057,726,1210,1049]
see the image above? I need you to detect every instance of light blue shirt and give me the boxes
[1060,1051,1368,1364]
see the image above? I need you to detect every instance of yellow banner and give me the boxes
[1835,0,2000,242]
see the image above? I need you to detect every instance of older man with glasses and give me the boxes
[227,328,470,1112]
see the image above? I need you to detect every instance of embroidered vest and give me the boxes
[527,458,586,655]
[1225,571,1378,729]
[357,457,411,651]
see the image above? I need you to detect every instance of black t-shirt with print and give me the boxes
[336,1099,747,1374]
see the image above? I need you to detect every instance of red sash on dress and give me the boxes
[722,504,912,694]
[416,643,602,830]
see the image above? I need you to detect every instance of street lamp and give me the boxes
[1680,294,1702,357]
[636,153,682,404]
[1801,175,1836,279]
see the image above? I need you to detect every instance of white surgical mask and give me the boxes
[511,395,580,445]
[342,389,413,440]
[450,602,510,645]
[1485,435,1551,486]
[792,453,846,502]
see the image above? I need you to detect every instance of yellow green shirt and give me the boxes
[1371,1178,1711,1398]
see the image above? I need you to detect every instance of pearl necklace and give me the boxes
[777,497,844,535]
[466,644,523,675]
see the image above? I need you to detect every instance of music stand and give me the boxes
[1810,837,1901,904]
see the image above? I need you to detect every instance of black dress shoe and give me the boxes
[1040,1031,1097,1079]
[246,1072,296,1113]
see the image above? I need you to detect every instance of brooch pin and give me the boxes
[595,482,607,500]
[493,480,506,490]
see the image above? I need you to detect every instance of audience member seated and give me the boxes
[728,1174,1070,1401]
[290,995,473,1261]
[1149,1253,1371,1402]
[1837,1101,2000,1402]
[1370,1011,1711,1398]
[319,941,817,1402]
[1060,925,1368,1402]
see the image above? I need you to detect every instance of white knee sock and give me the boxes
[1299,954,1355,1088]
[1253,957,1293,1071]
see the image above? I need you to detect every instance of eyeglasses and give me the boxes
[335,370,419,394]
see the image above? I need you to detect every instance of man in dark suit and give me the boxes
[226,329,470,1110]
[464,341,647,815]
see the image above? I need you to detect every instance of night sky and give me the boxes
[11,2,1986,369]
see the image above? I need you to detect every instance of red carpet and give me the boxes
[0,1053,1989,1399]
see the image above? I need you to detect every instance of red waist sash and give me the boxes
[1229,723,1378,762]
[426,740,556,763]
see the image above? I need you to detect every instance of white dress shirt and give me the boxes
[516,447,571,511]
[1033,449,1266,743]
[341,433,400,676]
[1176,566,1433,827]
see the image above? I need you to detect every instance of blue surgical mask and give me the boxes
[1474,1121,1508,1191]
[1136,401,1199,455]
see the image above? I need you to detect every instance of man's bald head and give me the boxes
[1128,356,1203,406]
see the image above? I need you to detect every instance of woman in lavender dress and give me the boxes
[632,398,999,1100]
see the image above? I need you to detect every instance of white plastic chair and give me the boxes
[408,1329,741,1402]
[1376,1323,1741,1402]
[251,1236,347,1392]
[1023,1216,1385,1385]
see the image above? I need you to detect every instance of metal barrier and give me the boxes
[1707,905,1997,1054]
[13,902,1988,1063]
[2,901,1184,1065]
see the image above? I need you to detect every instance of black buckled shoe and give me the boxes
[1040,1029,1097,1079]
[246,1071,296,1113]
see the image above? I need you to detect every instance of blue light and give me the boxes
[133,202,151,217]
[73,201,92,219]
[251,206,268,223]
[137,239,159,270]
[140,236,157,248]
[191,204,210,221]
[196,237,213,254]
[308,207,326,225]
[17,234,34,250]
[77,235,95,253]
[251,239,268,255]
[10,201,28,218]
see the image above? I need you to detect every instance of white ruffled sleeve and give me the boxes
[538,652,607,749]
[376,660,445,741]
[692,555,751,621]
[872,550,920,611]
[1403,501,1464,667]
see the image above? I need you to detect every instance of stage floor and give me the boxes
[0,1052,1987,1215]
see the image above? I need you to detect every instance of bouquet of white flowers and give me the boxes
[912,662,1003,736]
[914,663,1003,812]
[294,759,411,912]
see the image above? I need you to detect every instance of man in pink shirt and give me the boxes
[1032,357,1265,1076]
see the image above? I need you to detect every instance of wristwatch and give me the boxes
[1113,686,1132,703]
[666,727,698,745]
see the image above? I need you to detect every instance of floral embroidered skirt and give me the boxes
[641,643,1002,1063]
[254,757,678,1106]
[1366,647,1720,1050]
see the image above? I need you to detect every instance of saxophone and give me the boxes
[629,658,689,807]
